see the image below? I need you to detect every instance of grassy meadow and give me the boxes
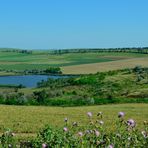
[0,104,147,135]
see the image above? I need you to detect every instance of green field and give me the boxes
[0,104,147,136]
[0,50,147,74]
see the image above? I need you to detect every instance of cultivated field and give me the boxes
[0,50,147,74]
[0,104,147,136]
[62,57,148,74]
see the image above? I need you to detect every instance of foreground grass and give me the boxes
[0,104,147,136]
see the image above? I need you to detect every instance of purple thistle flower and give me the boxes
[118,112,125,118]
[127,119,135,127]
[78,132,83,137]
[95,130,100,137]
[87,112,92,118]
[63,127,68,132]
[42,143,47,148]
[108,144,113,148]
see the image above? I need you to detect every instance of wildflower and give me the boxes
[63,127,68,132]
[128,137,131,140]
[8,144,12,148]
[127,119,136,127]
[118,112,125,118]
[143,121,147,125]
[42,143,47,148]
[96,141,100,145]
[89,130,93,134]
[85,130,90,134]
[72,121,78,127]
[87,112,92,118]
[78,132,83,137]
[107,144,114,148]
[116,133,121,138]
[64,117,68,122]
[95,130,100,137]
[11,132,15,136]
[97,112,102,116]
[97,112,103,118]
[141,131,147,138]
[99,120,104,125]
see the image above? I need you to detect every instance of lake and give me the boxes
[0,75,68,88]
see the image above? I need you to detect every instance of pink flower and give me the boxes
[108,144,114,148]
[118,112,125,118]
[78,132,83,137]
[63,127,68,132]
[127,119,135,127]
[42,143,47,148]
[95,130,100,137]
[87,112,92,118]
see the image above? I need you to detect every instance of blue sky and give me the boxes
[0,0,148,49]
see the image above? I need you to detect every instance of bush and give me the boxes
[44,67,62,74]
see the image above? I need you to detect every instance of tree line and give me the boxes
[49,47,148,55]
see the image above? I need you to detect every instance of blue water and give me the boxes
[0,75,68,88]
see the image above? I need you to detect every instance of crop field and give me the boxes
[0,104,147,137]
[0,50,147,74]
[62,57,148,74]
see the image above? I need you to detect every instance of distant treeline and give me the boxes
[0,67,62,75]
[1,48,32,54]
[50,47,148,55]
[1,47,148,55]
